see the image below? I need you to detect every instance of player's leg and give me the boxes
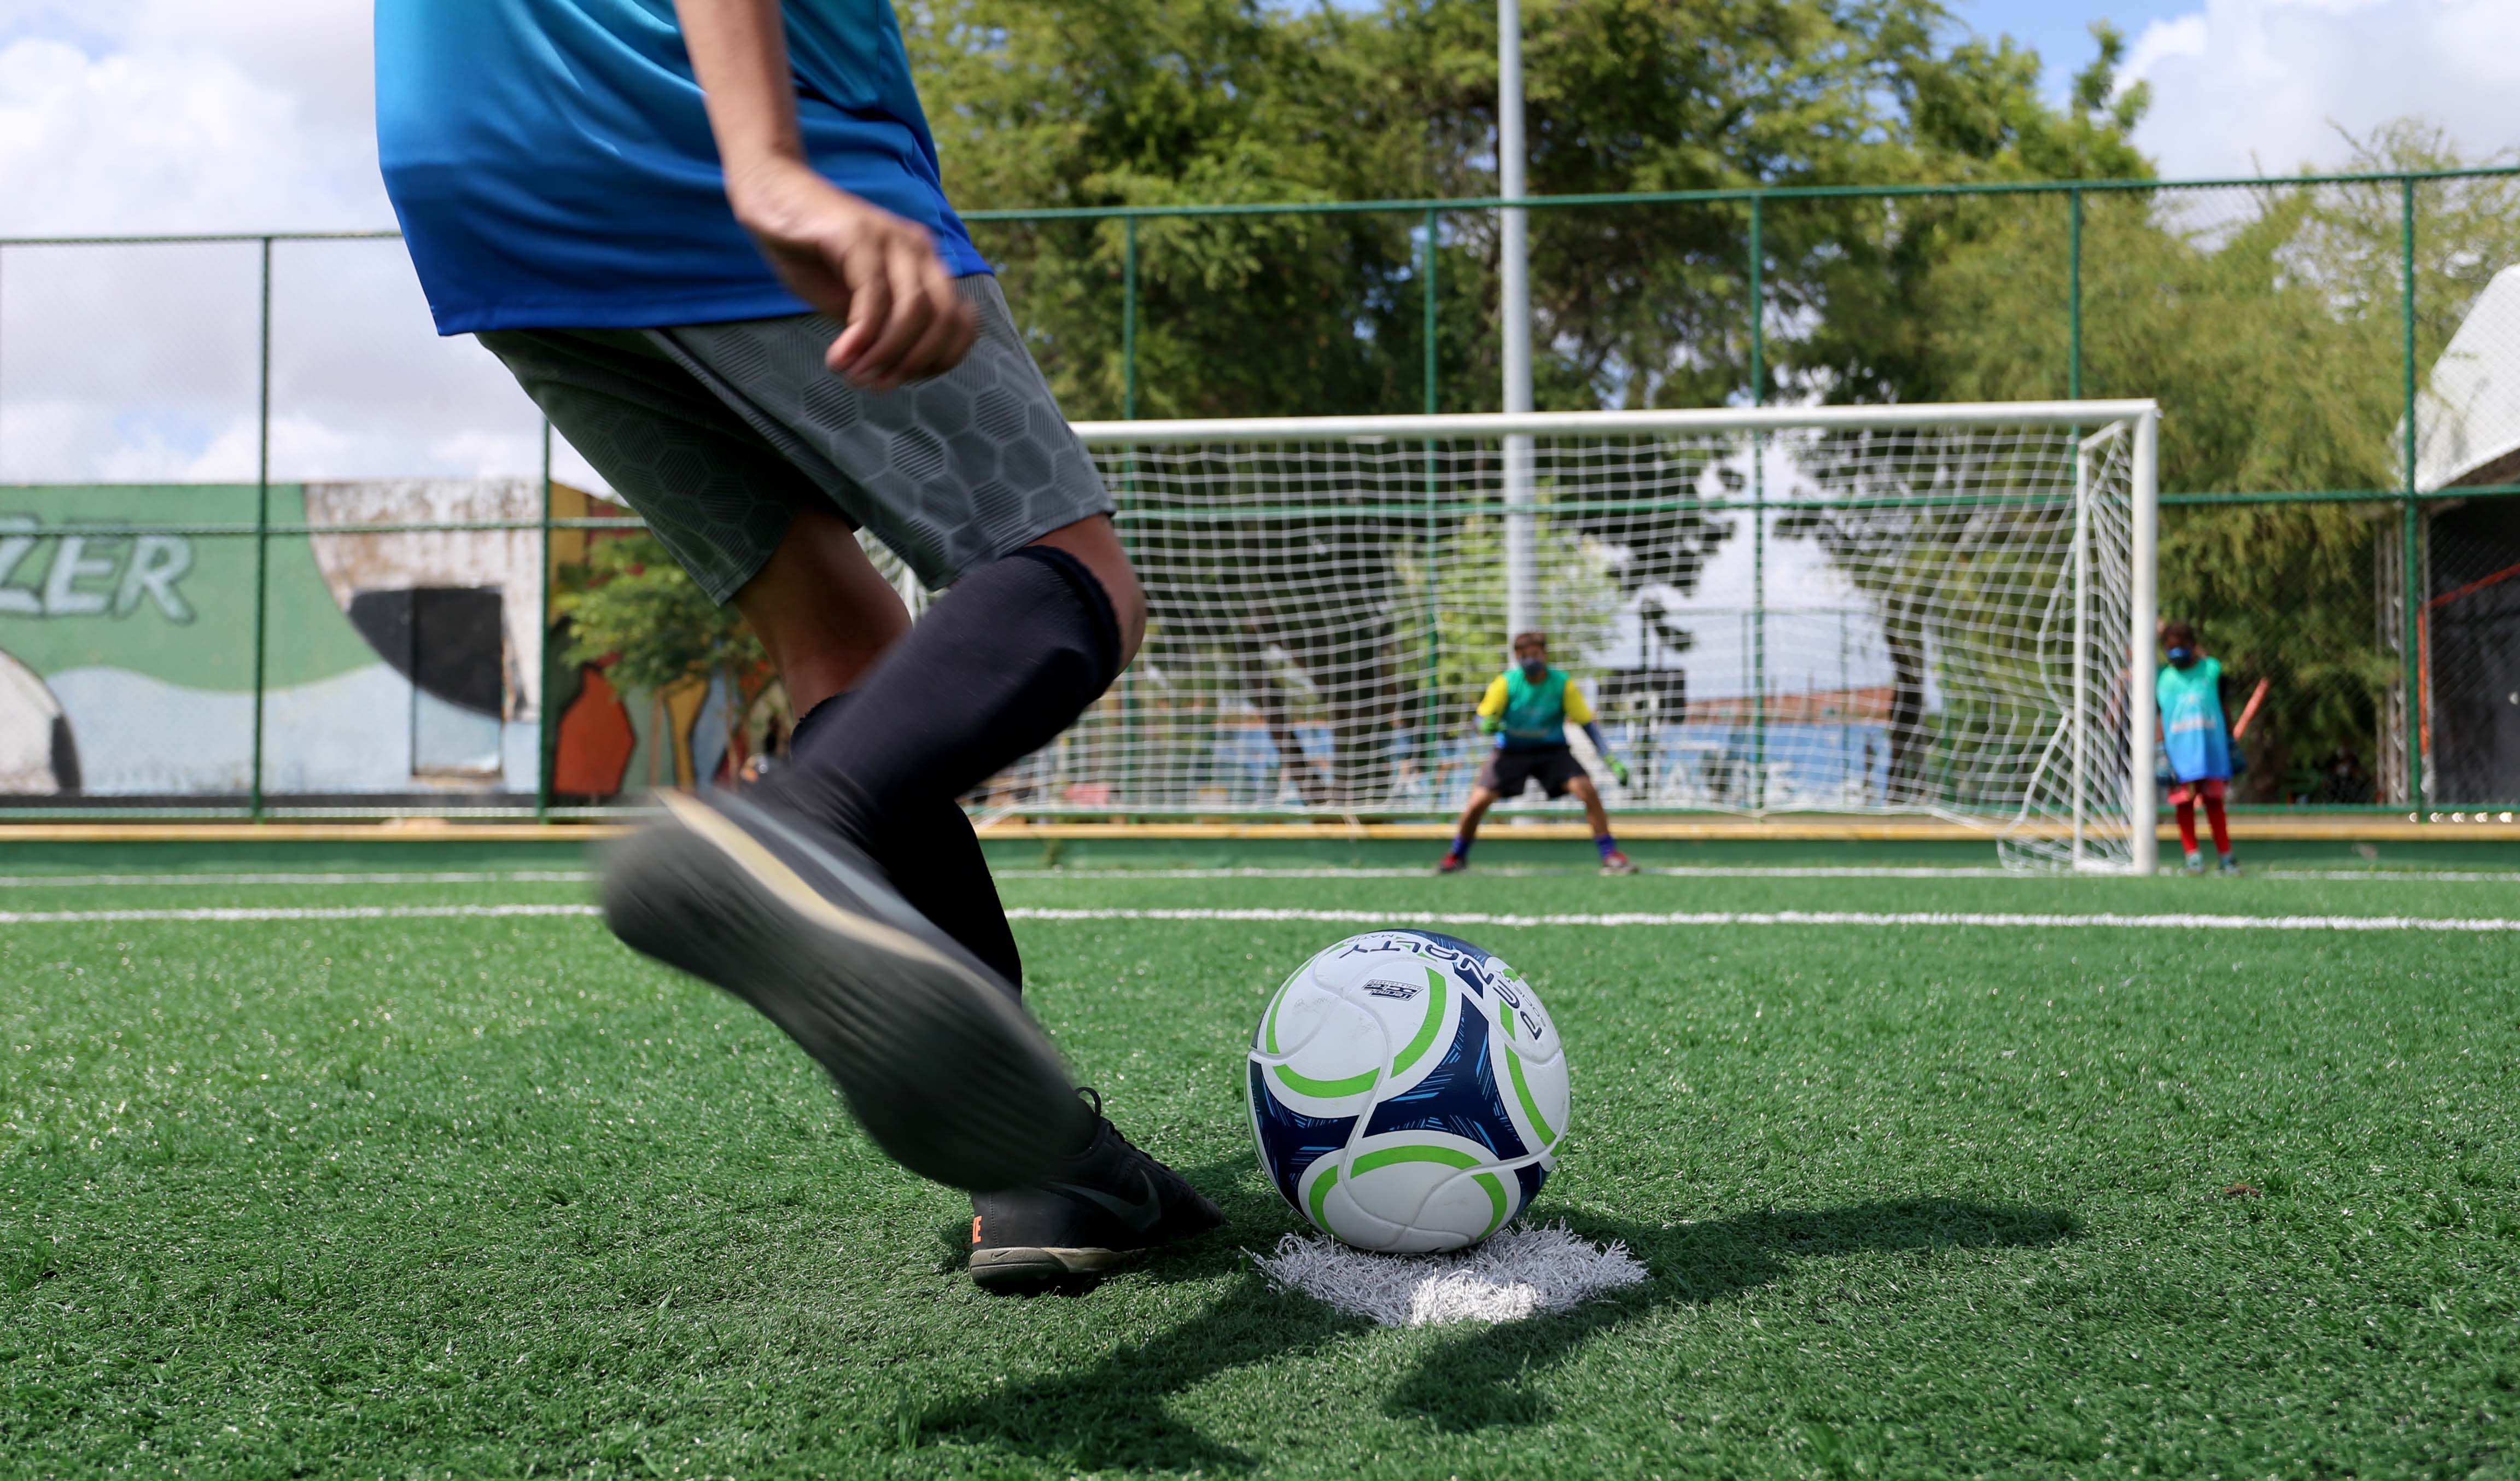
[734,504,1020,987]
[482,323,1087,1193]
[2175,790,2203,872]
[615,281,1212,1278]
[773,511,1141,842]
[1440,785,1501,873]
[1564,771,1635,876]
[2202,780,2235,873]
[731,500,909,710]
[737,518,1213,1286]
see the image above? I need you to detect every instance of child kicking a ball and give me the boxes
[377,0,1220,1288]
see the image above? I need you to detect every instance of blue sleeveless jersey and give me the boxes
[376,0,988,335]
[2157,656,2233,783]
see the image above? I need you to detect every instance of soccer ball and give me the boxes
[1247,929,1570,1253]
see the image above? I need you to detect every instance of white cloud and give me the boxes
[0,7,563,488]
[2125,0,2520,179]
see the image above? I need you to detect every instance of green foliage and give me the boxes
[1908,121,2520,792]
[909,0,2150,418]
[553,533,766,698]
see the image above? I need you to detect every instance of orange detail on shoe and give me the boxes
[971,1215,983,1245]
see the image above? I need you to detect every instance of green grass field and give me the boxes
[5,862,2518,1479]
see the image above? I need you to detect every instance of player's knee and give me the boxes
[1032,515,1145,664]
[1568,777,1599,803]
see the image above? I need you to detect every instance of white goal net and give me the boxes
[962,404,2157,871]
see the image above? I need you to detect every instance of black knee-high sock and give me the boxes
[787,692,1023,993]
[783,545,1119,831]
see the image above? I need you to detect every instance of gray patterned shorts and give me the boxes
[480,277,1112,602]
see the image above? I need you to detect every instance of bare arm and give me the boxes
[673,0,974,388]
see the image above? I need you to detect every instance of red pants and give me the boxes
[2171,777,2229,856]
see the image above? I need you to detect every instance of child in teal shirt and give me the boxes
[2158,620,2238,874]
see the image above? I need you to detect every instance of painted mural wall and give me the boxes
[0,480,700,803]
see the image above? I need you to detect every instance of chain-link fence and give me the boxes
[2,169,2516,819]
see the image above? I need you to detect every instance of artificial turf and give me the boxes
[4,864,2517,1479]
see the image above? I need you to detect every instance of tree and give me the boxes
[555,533,775,781]
[1904,120,2520,796]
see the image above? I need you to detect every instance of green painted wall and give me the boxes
[0,485,378,690]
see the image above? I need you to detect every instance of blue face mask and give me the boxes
[1520,658,1548,681]
[2167,646,2195,668]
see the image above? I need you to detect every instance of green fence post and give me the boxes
[1117,214,1140,809]
[536,418,555,824]
[2399,176,2424,815]
[1748,194,1766,811]
[1122,215,1139,421]
[2069,188,2084,400]
[1421,207,1442,785]
[250,236,273,821]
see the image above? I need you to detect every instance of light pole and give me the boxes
[1498,0,1536,649]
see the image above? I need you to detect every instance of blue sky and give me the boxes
[1955,0,2197,95]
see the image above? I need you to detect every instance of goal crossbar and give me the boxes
[1073,401,2160,445]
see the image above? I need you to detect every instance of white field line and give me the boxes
[0,866,2509,889]
[1001,907,2520,932]
[0,871,596,889]
[4,902,2517,933]
[0,904,600,924]
[994,866,2520,883]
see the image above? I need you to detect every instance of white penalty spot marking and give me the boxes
[1255,1223,1647,1327]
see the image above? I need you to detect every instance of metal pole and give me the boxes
[1422,209,1443,786]
[1424,207,1441,417]
[1498,0,1536,646]
[1118,215,1141,806]
[1837,607,1849,801]
[2069,188,2084,401]
[2072,441,2092,866]
[2399,176,2425,814]
[536,418,555,823]
[1748,195,1766,811]
[1122,216,1139,421]
[2128,409,2160,874]
[249,237,273,821]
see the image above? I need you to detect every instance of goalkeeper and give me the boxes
[1437,631,1637,876]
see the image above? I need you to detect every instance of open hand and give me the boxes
[726,157,977,390]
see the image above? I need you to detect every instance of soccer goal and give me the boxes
[987,403,2157,872]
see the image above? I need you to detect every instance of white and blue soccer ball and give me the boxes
[1247,929,1570,1253]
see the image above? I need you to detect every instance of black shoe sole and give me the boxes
[600,791,1084,1192]
[968,1246,1132,1288]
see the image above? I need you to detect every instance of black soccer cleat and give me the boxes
[967,1089,1224,1290]
[599,789,1087,1193]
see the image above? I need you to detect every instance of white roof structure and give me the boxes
[2413,264,2520,493]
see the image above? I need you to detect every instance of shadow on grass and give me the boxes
[919,1171,2073,1471]
[1385,1198,2077,1433]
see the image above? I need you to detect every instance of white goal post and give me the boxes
[979,402,2158,872]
